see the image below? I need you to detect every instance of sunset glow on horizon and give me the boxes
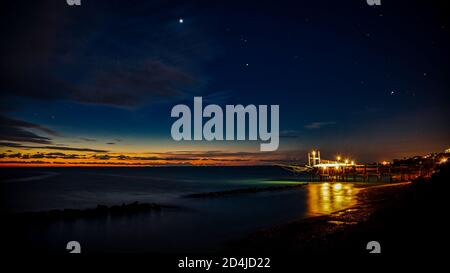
[1,0,448,167]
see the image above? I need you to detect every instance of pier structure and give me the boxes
[285,150,433,183]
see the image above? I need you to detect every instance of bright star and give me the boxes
[179,18,184,23]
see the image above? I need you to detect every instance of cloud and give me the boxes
[6,153,22,158]
[79,137,97,142]
[0,115,58,144]
[0,142,108,153]
[2,61,196,108]
[42,152,81,159]
[0,115,58,136]
[30,153,45,159]
[77,61,196,107]
[0,151,82,160]
[35,146,108,153]
[114,155,197,161]
[0,148,313,166]
[304,121,336,130]
[158,150,259,157]
[1,1,208,109]
[93,154,110,160]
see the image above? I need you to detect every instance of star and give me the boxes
[179,18,184,24]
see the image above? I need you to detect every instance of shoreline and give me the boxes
[225,181,415,253]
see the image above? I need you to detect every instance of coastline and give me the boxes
[226,181,437,254]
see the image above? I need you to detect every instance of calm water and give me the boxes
[0,166,369,253]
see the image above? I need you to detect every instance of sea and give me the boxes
[0,166,373,253]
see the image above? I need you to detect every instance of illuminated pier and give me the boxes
[282,150,434,182]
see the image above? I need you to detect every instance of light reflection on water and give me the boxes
[305,183,358,216]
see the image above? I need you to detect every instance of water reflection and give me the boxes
[306,183,357,216]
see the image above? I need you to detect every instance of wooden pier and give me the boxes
[282,150,435,183]
[306,164,428,183]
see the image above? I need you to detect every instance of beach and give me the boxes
[228,174,447,255]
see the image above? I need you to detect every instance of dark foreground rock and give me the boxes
[5,201,175,222]
[184,183,308,198]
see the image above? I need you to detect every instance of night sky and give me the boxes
[0,0,449,166]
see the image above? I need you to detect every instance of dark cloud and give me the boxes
[46,152,66,156]
[0,126,52,144]
[158,150,262,157]
[137,156,196,161]
[116,155,197,161]
[93,154,110,160]
[0,115,58,136]
[2,61,196,108]
[36,146,108,153]
[7,153,22,158]
[207,158,249,162]
[31,153,45,159]
[0,142,26,148]
[0,151,82,160]
[43,152,81,159]
[1,1,205,108]
[0,160,194,166]
[0,115,57,144]
[0,142,108,153]
[77,61,196,107]
[79,137,97,142]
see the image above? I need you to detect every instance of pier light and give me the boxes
[312,150,316,155]
[334,165,339,170]
[336,156,341,161]
[351,161,354,165]
[440,158,448,164]
[344,159,349,164]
